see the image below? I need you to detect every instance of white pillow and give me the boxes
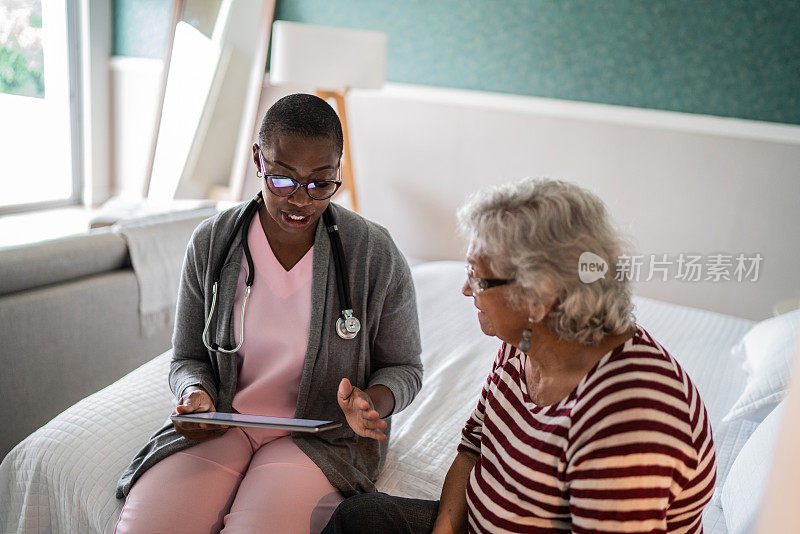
[721,401,787,534]
[723,310,799,422]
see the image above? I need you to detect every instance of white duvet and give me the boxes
[0,261,754,533]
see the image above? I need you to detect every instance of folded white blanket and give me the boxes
[113,209,217,337]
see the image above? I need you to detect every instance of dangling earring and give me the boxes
[256,170,263,178]
[518,317,534,352]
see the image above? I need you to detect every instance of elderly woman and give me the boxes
[324,178,716,533]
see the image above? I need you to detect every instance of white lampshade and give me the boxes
[270,21,387,90]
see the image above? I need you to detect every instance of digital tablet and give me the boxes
[170,412,342,433]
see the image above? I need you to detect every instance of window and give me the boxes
[0,0,80,213]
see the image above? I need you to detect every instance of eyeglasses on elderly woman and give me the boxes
[464,265,513,293]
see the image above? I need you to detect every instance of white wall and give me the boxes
[111,60,800,320]
[109,57,162,199]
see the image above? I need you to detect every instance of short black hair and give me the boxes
[258,93,344,156]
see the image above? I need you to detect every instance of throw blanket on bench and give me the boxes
[113,209,217,337]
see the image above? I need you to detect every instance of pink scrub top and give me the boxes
[231,215,314,445]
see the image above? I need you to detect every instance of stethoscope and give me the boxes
[201,191,361,356]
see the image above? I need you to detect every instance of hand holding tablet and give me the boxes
[173,386,229,442]
[170,412,342,433]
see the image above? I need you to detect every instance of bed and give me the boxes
[2,260,794,533]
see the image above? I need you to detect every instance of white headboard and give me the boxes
[341,84,799,321]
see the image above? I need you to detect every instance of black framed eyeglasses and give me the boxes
[465,265,513,293]
[257,146,342,200]
[265,174,342,200]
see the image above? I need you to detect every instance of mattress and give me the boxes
[0,260,755,533]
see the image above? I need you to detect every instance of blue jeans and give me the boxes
[322,492,440,534]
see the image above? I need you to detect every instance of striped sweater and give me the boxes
[458,325,716,533]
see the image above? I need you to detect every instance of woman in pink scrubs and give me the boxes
[115,94,423,533]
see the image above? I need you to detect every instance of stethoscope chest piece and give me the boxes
[336,309,361,340]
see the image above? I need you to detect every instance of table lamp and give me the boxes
[269,21,388,213]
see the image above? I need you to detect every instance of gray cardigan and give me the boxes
[117,202,422,498]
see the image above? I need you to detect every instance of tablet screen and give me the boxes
[170,412,342,433]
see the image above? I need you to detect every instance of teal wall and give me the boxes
[114,0,800,125]
[114,0,172,59]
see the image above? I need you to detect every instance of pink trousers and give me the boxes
[114,429,344,534]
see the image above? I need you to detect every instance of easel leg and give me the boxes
[316,89,359,213]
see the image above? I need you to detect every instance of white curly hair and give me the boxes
[458,177,635,345]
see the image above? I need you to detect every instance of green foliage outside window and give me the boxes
[0,0,45,98]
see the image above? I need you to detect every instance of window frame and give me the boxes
[0,1,83,216]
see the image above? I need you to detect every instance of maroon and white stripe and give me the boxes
[458,325,716,533]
